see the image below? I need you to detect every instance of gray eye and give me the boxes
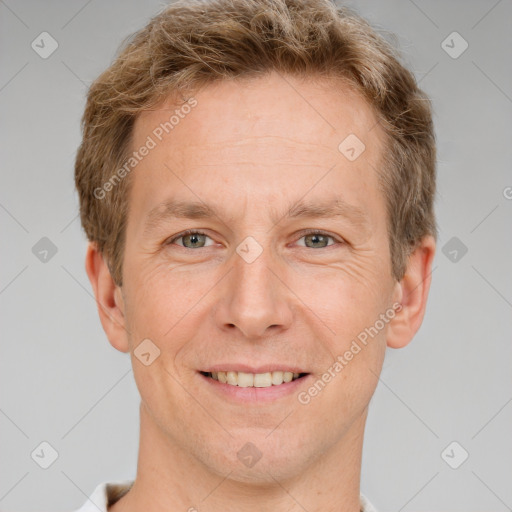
[181,233,208,248]
[303,233,332,248]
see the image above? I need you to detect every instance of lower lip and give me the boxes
[198,372,311,404]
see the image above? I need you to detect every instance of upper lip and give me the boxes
[201,364,308,374]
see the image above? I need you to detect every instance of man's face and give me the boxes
[119,72,400,481]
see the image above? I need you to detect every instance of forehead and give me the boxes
[128,72,387,228]
[135,73,383,154]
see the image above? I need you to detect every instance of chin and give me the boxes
[198,428,314,484]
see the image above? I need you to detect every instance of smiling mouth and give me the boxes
[200,371,309,388]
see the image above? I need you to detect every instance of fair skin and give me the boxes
[86,72,435,512]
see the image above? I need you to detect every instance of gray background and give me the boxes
[1,0,511,510]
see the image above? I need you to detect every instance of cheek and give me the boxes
[123,258,211,340]
[289,254,393,339]
[310,258,392,411]
[287,255,393,399]
[301,323,387,416]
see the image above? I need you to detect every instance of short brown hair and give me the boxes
[75,0,436,286]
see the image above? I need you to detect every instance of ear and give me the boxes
[387,235,436,349]
[85,242,130,353]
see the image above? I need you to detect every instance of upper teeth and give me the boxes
[210,371,301,387]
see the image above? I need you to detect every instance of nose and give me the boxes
[214,241,294,339]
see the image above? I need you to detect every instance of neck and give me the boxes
[110,402,366,512]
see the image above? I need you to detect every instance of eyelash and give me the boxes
[167,229,343,249]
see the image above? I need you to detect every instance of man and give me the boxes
[74,0,436,510]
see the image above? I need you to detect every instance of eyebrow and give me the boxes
[143,197,369,235]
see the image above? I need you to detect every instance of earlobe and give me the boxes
[386,235,436,349]
[85,242,130,353]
